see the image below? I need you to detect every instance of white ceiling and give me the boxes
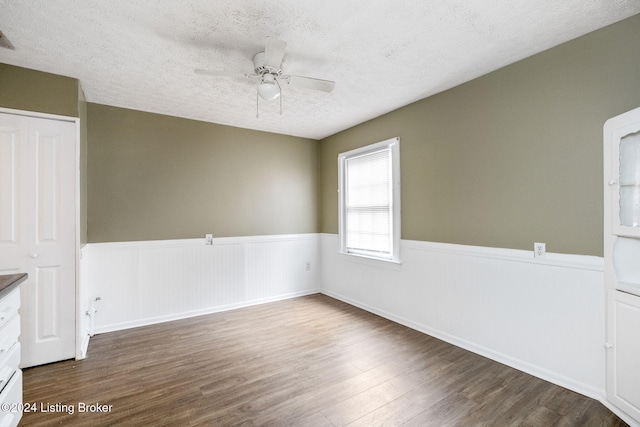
[1,1,639,140]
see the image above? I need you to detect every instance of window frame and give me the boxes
[337,137,401,263]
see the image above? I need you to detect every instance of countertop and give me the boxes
[0,273,27,298]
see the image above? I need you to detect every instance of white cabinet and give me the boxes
[604,106,640,423]
[607,290,640,421]
[618,131,640,230]
[609,118,640,238]
[0,286,22,427]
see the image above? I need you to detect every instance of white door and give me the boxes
[0,112,76,367]
[0,115,28,276]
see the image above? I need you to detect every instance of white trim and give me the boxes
[601,399,640,427]
[319,233,603,271]
[0,106,78,123]
[338,137,401,263]
[322,288,604,402]
[338,251,403,270]
[87,234,321,334]
[84,233,319,252]
[321,233,607,405]
[0,107,84,362]
[94,290,319,334]
[85,232,615,417]
[79,332,90,360]
[401,238,604,271]
[74,114,84,361]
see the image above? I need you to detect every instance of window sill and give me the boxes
[338,251,402,270]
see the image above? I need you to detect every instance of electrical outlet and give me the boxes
[205,234,213,245]
[534,242,546,258]
[305,262,311,271]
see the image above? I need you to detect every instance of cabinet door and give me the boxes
[607,290,640,421]
[605,107,640,238]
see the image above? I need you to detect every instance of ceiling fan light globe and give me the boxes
[258,81,280,101]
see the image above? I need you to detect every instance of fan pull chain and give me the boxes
[277,79,283,115]
[255,78,282,118]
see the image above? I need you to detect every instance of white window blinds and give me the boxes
[345,148,392,255]
[338,137,400,262]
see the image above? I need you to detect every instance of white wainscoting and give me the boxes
[85,234,319,334]
[84,232,607,404]
[77,245,91,359]
[320,233,606,401]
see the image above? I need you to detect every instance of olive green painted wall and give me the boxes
[0,63,79,117]
[4,13,639,252]
[0,63,88,244]
[319,14,640,257]
[87,103,319,242]
[78,84,88,245]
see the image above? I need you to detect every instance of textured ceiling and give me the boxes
[1,1,639,139]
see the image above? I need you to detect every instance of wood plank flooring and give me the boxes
[21,294,626,426]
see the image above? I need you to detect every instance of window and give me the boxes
[338,137,400,262]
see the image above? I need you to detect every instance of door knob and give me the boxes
[29,253,39,259]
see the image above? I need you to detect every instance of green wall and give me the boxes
[78,85,88,244]
[319,14,640,257]
[87,104,319,242]
[3,13,639,253]
[0,63,89,244]
[0,64,319,244]
[0,63,80,117]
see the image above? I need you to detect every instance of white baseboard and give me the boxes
[86,234,320,334]
[77,333,91,360]
[322,288,604,401]
[94,289,319,334]
[600,399,640,427]
[321,234,607,403]
[83,233,627,422]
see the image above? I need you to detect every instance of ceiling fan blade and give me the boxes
[0,30,15,50]
[287,75,335,93]
[264,37,287,69]
[195,69,246,77]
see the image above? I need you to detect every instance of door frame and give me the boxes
[0,106,85,361]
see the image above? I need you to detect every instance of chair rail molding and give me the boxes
[85,234,320,333]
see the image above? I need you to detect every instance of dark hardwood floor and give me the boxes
[21,294,626,426]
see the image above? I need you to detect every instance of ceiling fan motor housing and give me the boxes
[253,52,282,76]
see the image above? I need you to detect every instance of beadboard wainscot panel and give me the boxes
[320,233,606,401]
[77,244,91,359]
[86,234,319,333]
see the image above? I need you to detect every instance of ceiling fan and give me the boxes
[195,37,335,117]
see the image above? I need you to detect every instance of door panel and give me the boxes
[608,291,640,421]
[0,113,76,368]
[0,133,19,243]
[36,265,61,341]
[26,117,76,367]
[35,133,59,243]
[0,114,28,275]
